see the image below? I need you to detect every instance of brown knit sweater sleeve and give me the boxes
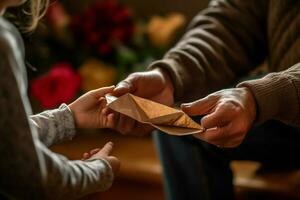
[149,0,268,102]
[238,63,300,126]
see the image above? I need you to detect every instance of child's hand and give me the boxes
[81,148,101,160]
[69,86,115,129]
[82,142,120,175]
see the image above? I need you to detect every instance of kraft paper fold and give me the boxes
[105,93,205,136]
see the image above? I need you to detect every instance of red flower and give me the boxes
[71,0,134,56]
[46,1,70,29]
[30,63,81,109]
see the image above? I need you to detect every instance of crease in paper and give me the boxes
[106,93,205,136]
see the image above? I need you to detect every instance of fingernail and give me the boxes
[181,103,191,108]
[113,87,121,93]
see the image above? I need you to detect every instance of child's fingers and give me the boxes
[82,152,90,160]
[98,141,114,156]
[98,97,107,108]
[90,148,101,155]
[90,86,115,99]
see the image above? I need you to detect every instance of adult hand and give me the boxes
[181,87,257,148]
[85,142,120,175]
[106,68,175,136]
[69,86,115,128]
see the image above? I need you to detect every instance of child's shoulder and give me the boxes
[0,17,24,57]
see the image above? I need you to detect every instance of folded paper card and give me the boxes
[105,93,205,136]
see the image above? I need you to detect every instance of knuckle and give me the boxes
[224,100,236,108]
[213,89,224,96]
[218,100,232,110]
[128,72,138,79]
[121,80,132,87]
[128,72,143,81]
[207,93,219,101]
[233,105,243,114]
[200,116,209,125]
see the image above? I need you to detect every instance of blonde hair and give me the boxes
[7,0,49,32]
[24,0,49,32]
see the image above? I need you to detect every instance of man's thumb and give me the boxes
[113,79,136,97]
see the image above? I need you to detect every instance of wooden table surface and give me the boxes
[51,129,300,200]
[51,129,163,185]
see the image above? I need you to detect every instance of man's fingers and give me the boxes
[201,106,233,129]
[194,123,244,148]
[193,125,231,144]
[90,86,115,99]
[181,95,218,116]
[105,111,147,136]
[129,123,154,136]
[98,141,114,156]
[113,113,153,136]
[117,115,136,135]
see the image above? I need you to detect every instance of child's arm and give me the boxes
[29,104,76,147]
[0,55,117,200]
[0,26,119,199]
[30,86,114,147]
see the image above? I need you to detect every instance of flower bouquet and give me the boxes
[25,0,186,109]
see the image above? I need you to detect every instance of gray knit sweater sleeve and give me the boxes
[30,104,76,147]
[0,17,114,199]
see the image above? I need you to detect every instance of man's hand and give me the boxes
[181,87,257,148]
[69,86,115,128]
[105,68,175,136]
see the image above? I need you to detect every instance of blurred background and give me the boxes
[23,0,300,200]
[24,1,208,200]
[25,0,208,109]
